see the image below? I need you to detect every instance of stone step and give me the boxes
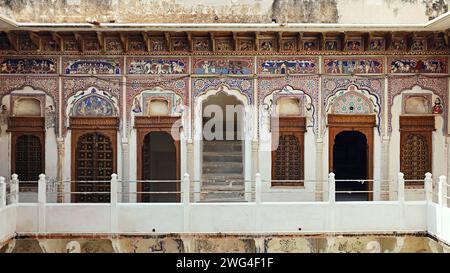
[202,141,243,152]
[201,184,244,191]
[200,191,245,202]
[202,163,243,174]
[203,153,243,163]
[202,178,245,186]
[201,174,244,180]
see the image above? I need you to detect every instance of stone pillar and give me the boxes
[121,138,129,203]
[315,138,324,201]
[56,137,65,203]
[381,136,390,201]
[251,140,259,201]
[186,140,195,200]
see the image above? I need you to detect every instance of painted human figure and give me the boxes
[0,104,8,134]
[433,97,443,114]
[45,105,56,129]
[132,96,142,113]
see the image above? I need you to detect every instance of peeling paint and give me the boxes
[2,233,449,253]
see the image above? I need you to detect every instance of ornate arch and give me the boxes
[258,75,319,134]
[388,75,448,134]
[0,76,59,133]
[193,78,253,104]
[331,91,374,114]
[322,77,384,135]
[71,94,116,117]
[63,77,121,136]
[126,76,188,132]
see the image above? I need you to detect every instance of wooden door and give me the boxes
[70,117,119,203]
[328,114,375,200]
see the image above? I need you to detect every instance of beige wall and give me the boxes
[0,0,445,24]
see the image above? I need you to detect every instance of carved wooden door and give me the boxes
[271,117,306,186]
[399,116,434,187]
[15,134,43,182]
[401,133,431,181]
[273,134,303,181]
[75,132,113,202]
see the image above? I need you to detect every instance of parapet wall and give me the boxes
[0,0,447,24]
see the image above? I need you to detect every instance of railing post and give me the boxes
[110,174,118,205]
[110,173,118,233]
[255,173,261,205]
[328,173,335,203]
[38,174,47,233]
[438,175,447,208]
[11,174,19,204]
[182,173,190,205]
[397,172,405,202]
[0,176,6,209]
[182,173,191,233]
[38,174,47,204]
[424,172,433,202]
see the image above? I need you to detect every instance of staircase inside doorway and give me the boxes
[201,140,245,202]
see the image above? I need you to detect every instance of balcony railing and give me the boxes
[0,172,449,245]
[0,172,446,206]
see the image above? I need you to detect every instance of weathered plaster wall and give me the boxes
[0,0,446,24]
[1,234,449,253]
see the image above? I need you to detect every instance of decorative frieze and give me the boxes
[127,57,188,75]
[0,58,57,74]
[258,58,318,75]
[389,57,448,73]
[64,58,122,75]
[323,58,383,74]
[192,58,253,75]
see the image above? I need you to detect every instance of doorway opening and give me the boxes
[201,92,245,201]
[142,131,179,202]
[333,131,369,201]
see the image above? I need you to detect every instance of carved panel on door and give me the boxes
[75,132,113,202]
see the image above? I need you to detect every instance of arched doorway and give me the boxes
[333,131,368,201]
[328,114,375,201]
[201,92,245,201]
[74,132,114,203]
[141,131,178,202]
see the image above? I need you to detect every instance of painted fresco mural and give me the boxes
[368,39,385,51]
[332,91,374,114]
[0,58,57,74]
[72,89,116,117]
[193,58,252,75]
[64,59,121,75]
[324,58,383,74]
[281,39,297,52]
[128,58,188,75]
[215,39,233,51]
[345,39,363,51]
[259,58,318,74]
[389,57,447,73]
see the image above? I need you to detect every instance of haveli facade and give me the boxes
[0,26,448,203]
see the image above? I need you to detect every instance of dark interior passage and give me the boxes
[333,131,369,201]
[142,131,178,202]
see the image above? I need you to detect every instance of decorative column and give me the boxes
[251,140,259,201]
[381,136,390,201]
[56,137,65,203]
[315,138,324,201]
[186,140,195,200]
[121,138,129,203]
